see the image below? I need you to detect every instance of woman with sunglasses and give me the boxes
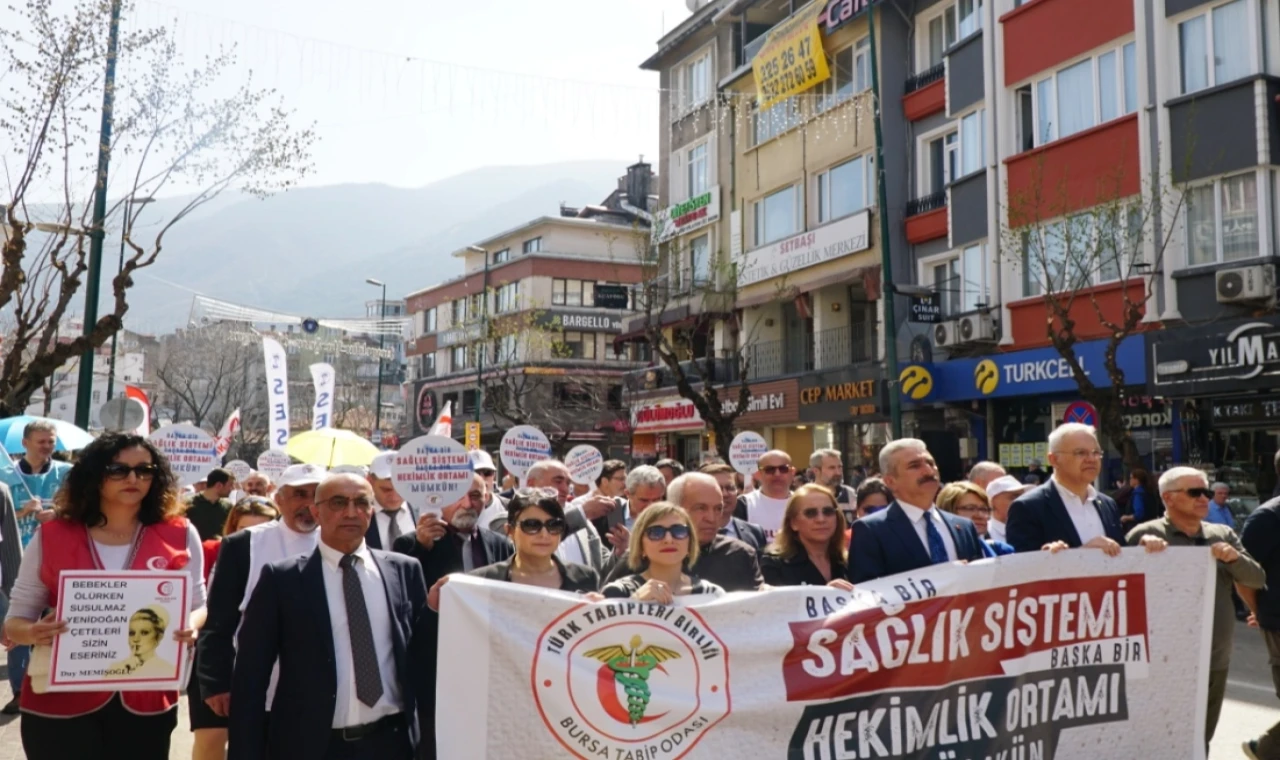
[3,432,206,760]
[469,489,600,592]
[936,481,1015,556]
[601,503,723,602]
[191,496,278,760]
[761,485,855,588]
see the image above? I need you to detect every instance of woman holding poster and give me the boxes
[759,485,854,588]
[2,432,206,760]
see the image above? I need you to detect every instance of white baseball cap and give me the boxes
[369,451,396,480]
[469,450,496,473]
[277,463,327,488]
[986,475,1032,500]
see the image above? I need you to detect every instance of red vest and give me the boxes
[22,517,191,717]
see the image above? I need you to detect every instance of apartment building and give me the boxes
[403,165,653,456]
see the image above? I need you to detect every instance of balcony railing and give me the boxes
[904,63,945,94]
[747,323,876,380]
[906,190,948,217]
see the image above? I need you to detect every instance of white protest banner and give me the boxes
[310,362,335,430]
[149,423,219,488]
[728,431,767,475]
[500,425,551,481]
[224,459,253,483]
[256,449,291,482]
[564,445,604,486]
[214,408,241,458]
[50,570,190,692]
[438,549,1215,760]
[262,337,290,449]
[392,435,474,514]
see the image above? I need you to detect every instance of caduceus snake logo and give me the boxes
[584,635,681,726]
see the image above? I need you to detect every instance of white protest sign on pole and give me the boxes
[438,549,1216,760]
[149,423,219,488]
[564,445,604,486]
[392,435,475,515]
[256,449,291,483]
[224,459,253,483]
[49,570,190,692]
[728,431,767,475]
[262,337,290,449]
[500,425,551,482]
[309,362,335,430]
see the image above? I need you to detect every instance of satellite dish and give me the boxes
[99,397,146,430]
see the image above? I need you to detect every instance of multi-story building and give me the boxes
[403,165,655,456]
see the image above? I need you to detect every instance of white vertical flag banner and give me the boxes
[215,408,241,459]
[262,337,290,450]
[429,401,453,437]
[310,362,335,430]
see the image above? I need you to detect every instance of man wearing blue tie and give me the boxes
[849,438,987,582]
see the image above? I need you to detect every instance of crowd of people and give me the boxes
[0,419,1275,758]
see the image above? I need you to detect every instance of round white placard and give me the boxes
[392,435,475,514]
[729,431,768,475]
[564,445,604,486]
[224,459,253,483]
[500,426,552,481]
[256,449,292,482]
[149,423,219,487]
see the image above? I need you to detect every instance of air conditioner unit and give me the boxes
[931,320,959,348]
[1216,264,1276,304]
[955,313,997,344]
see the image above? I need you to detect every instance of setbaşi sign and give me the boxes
[734,210,871,287]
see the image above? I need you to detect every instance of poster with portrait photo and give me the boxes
[48,570,191,692]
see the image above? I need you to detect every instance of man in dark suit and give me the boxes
[392,472,512,589]
[849,439,987,583]
[1005,423,1127,554]
[365,452,416,551]
[701,463,767,552]
[230,473,428,760]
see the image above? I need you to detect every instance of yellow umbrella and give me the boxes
[285,428,381,468]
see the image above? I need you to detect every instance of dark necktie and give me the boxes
[383,510,403,545]
[338,554,384,708]
[924,511,950,564]
[454,528,487,570]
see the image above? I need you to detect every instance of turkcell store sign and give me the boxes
[735,210,871,287]
[654,186,720,244]
[898,336,1145,404]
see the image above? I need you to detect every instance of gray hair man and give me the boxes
[968,461,1007,492]
[1129,466,1263,751]
[810,449,855,507]
[528,460,614,575]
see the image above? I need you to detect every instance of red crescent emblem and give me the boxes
[595,663,669,725]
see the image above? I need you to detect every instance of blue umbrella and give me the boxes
[0,415,95,455]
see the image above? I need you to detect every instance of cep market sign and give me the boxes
[897,336,1145,404]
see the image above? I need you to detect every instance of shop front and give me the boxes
[629,397,708,467]
[1149,316,1280,509]
[722,379,805,465]
[899,336,1147,482]
[798,365,887,471]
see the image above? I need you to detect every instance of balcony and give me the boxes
[904,64,945,94]
[746,323,876,380]
[905,191,949,244]
[1005,114,1140,225]
[903,64,947,122]
[1001,0,1134,87]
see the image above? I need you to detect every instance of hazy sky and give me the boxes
[122,0,699,189]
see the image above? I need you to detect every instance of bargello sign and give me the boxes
[532,310,624,333]
[734,210,871,287]
[1150,317,1280,395]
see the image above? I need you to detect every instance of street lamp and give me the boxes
[366,278,387,442]
[467,245,490,425]
[106,195,153,421]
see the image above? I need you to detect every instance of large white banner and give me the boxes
[310,362,335,430]
[438,549,1215,760]
[262,337,290,450]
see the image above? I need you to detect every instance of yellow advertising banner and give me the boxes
[752,3,831,111]
[465,421,481,451]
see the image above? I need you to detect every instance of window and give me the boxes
[819,155,873,222]
[522,237,542,254]
[420,353,435,378]
[1179,0,1248,95]
[1186,172,1259,265]
[959,110,983,177]
[751,98,801,146]
[690,234,711,284]
[557,331,596,360]
[1022,212,1139,295]
[451,298,468,324]
[494,282,519,314]
[555,382,594,408]
[854,37,871,93]
[818,45,856,112]
[462,390,477,413]
[930,244,987,316]
[492,248,509,264]
[687,143,708,198]
[552,279,594,306]
[753,185,799,246]
[451,346,468,371]
[926,7,957,68]
[674,51,712,115]
[1021,42,1138,149]
[423,308,437,334]
[958,0,982,38]
[923,131,958,194]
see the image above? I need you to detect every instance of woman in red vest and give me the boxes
[3,432,207,760]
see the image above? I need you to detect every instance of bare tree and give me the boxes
[153,326,259,431]
[1000,163,1187,469]
[0,0,314,415]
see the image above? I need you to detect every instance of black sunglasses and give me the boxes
[1176,487,1213,499]
[801,506,838,519]
[105,463,159,481]
[517,518,566,536]
[761,465,793,475]
[644,524,691,541]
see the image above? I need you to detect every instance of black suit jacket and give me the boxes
[391,527,513,589]
[720,517,766,553]
[229,548,429,760]
[760,552,848,587]
[364,506,418,551]
[468,556,600,593]
[197,529,253,699]
[848,502,987,583]
[1005,481,1126,553]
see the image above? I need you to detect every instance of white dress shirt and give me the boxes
[1050,477,1107,545]
[896,501,958,561]
[374,506,415,550]
[315,540,403,729]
